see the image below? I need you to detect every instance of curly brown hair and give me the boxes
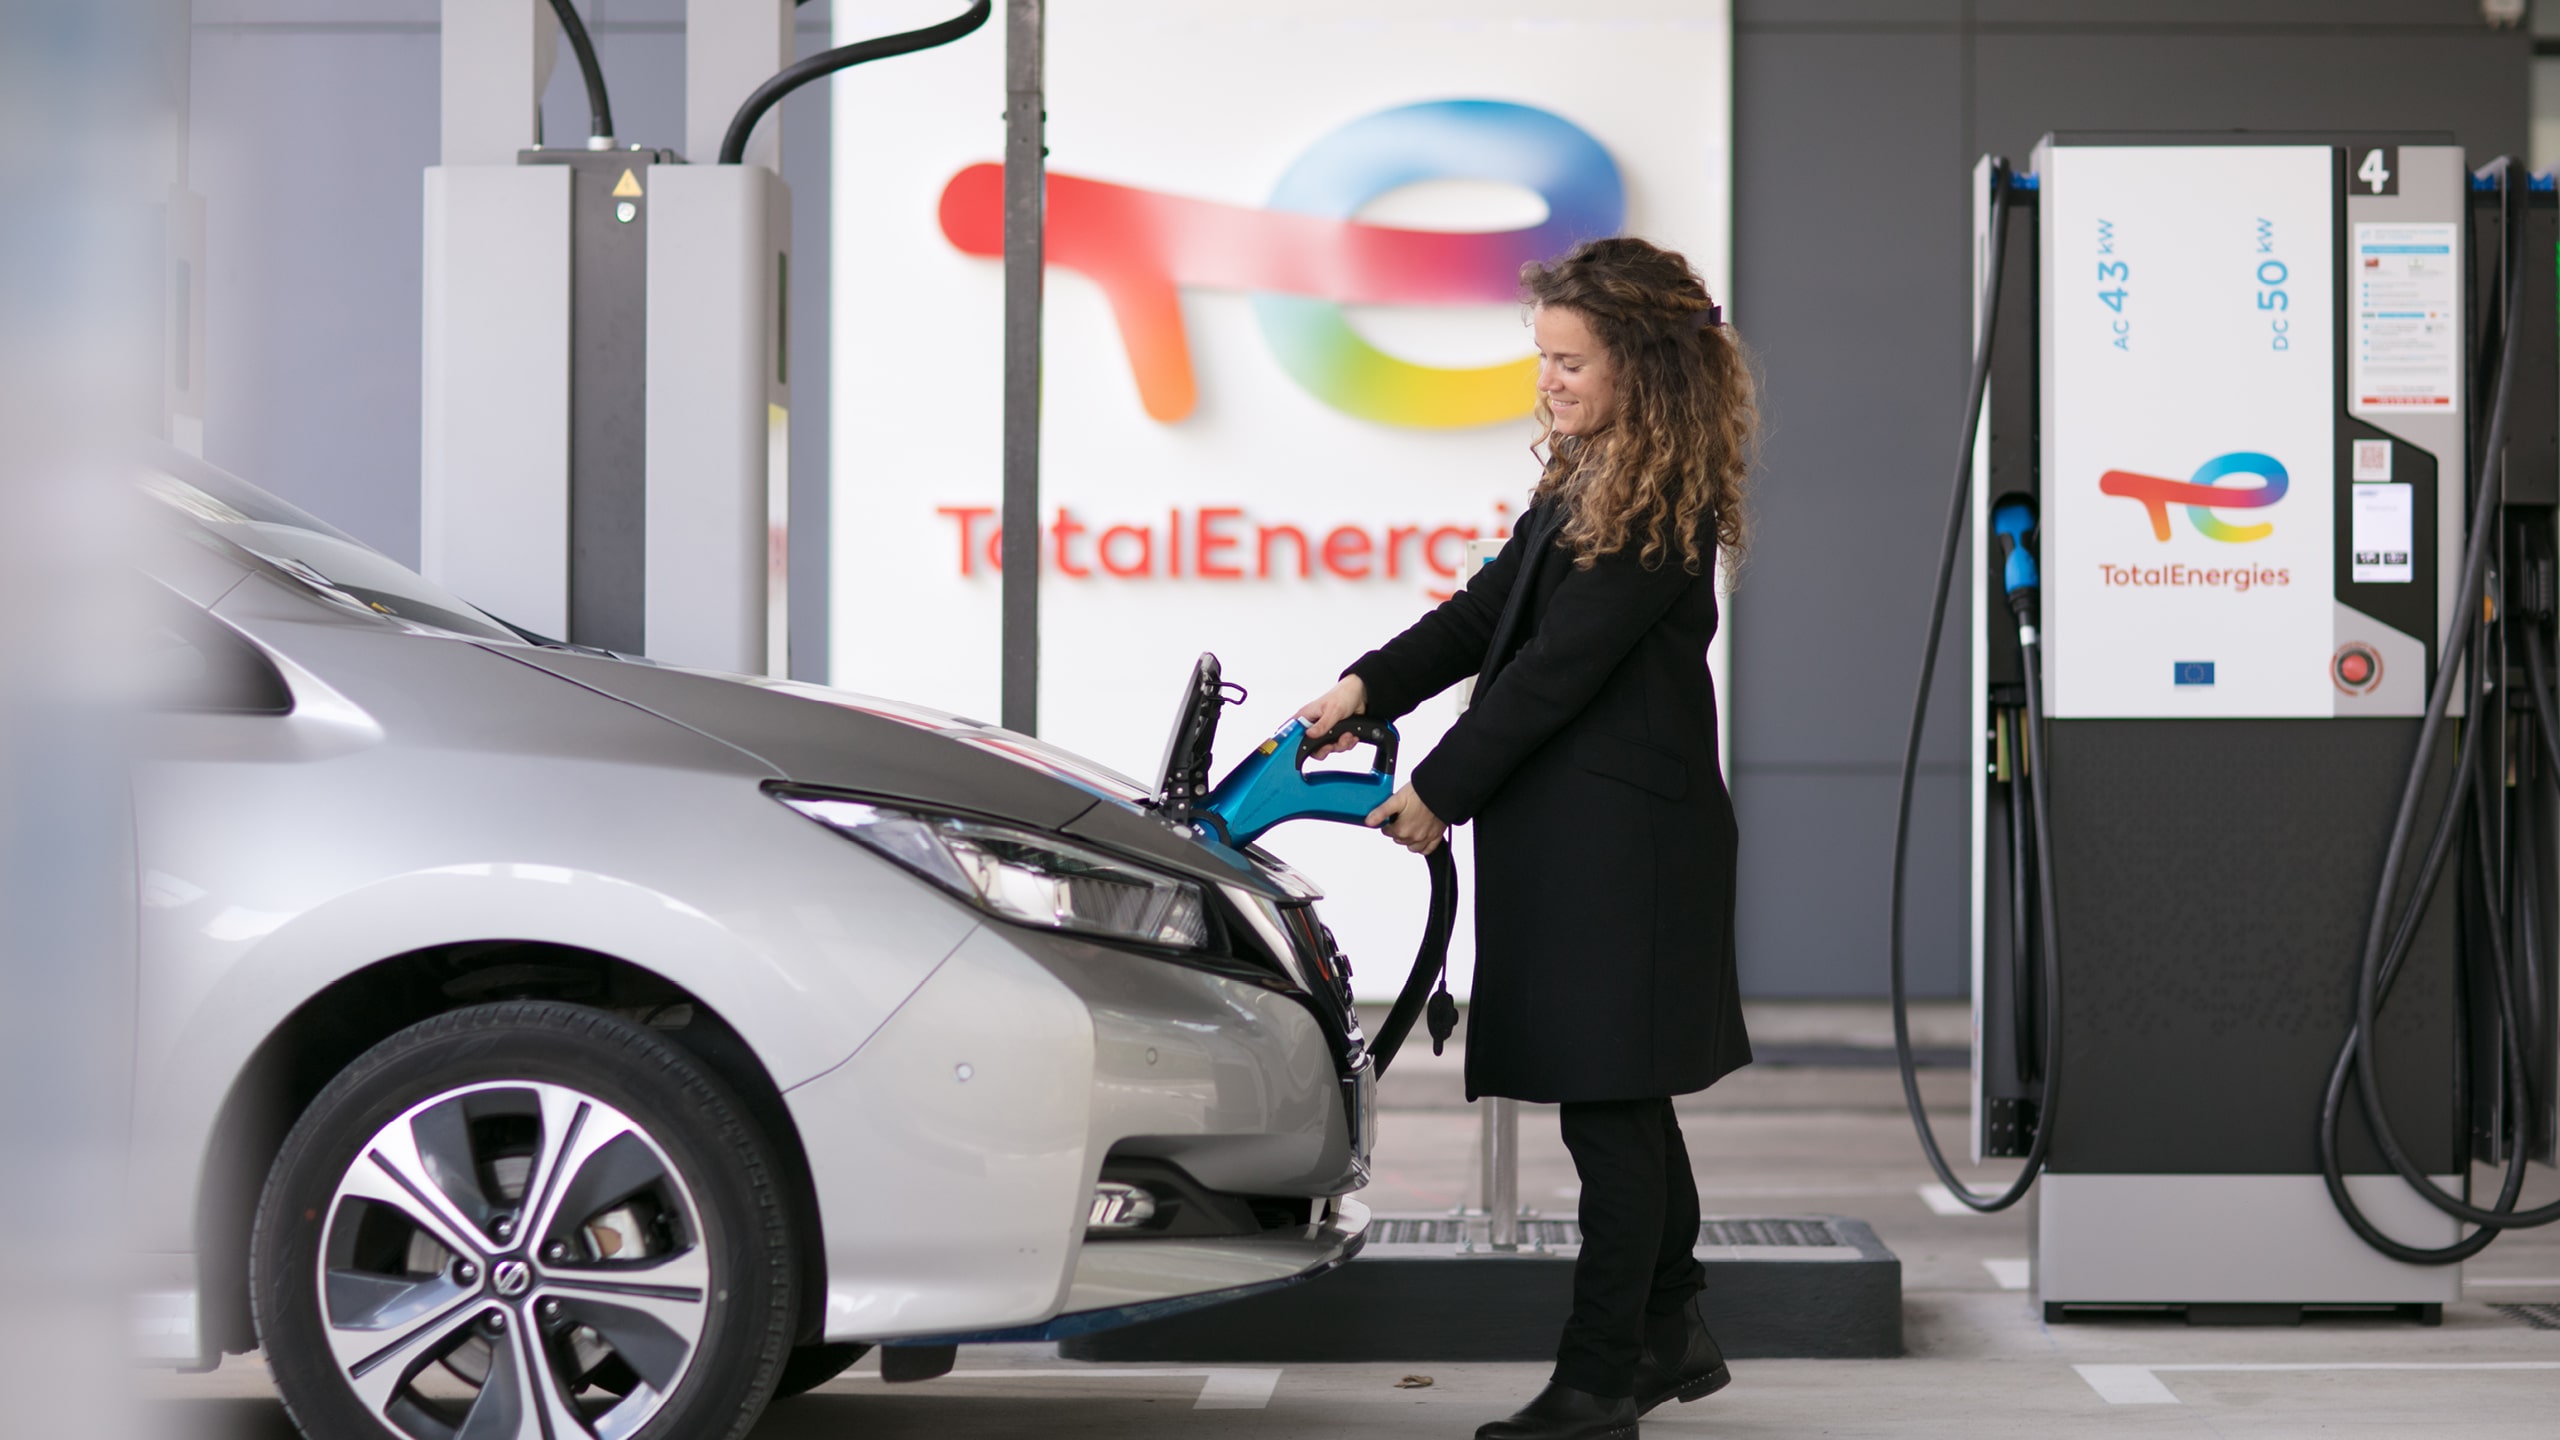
[1522,237,1756,575]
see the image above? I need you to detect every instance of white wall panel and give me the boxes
[832,1,1734,999]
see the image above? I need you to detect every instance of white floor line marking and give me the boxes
[2467,1277,2560,1286]
[2077,1362,2560,1406]
[1194,1369,1284,1409]
[2073,1365,2179,1405]
[1982,1258,2031,1290]
[845,1368,1282,1410]
[1918,1184,1977,1216]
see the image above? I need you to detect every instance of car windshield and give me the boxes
[141,450,520,644]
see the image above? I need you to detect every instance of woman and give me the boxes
[1297,237,1753,1440]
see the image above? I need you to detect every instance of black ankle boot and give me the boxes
[1474,1381,1640,1440]
[1630,1295,1731,1415]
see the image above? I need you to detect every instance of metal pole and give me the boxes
[999,0,1043,733]
[1484,1096,1521,1251]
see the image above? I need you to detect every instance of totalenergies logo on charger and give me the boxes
[937,100,1624,428]
[2100,451,2290,543]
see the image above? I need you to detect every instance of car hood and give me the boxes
[493,647,1289,895]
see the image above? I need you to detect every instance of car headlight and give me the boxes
[775,792,1212,950]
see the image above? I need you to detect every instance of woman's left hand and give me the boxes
[1366,783,1446,854]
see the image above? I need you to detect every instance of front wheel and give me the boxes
[252,1002,794,1440]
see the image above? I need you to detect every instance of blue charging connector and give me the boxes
[1991,493,2040,620]
[1196,715,1399,847]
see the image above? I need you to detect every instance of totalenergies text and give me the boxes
[935,501,1516,601]
[2096,562,2291,593]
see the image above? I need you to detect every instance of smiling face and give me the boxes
[1533,304,1621,438]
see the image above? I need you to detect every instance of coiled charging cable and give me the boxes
[2319,156,2560,1260]
[1886,158,2065,1212]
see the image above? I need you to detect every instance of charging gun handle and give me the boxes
[1368,839,1461,1077]
[1301,715,1401,775]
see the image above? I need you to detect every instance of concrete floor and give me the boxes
[152,1003,2560,1437]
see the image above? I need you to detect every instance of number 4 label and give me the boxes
[2356,146,2398,197]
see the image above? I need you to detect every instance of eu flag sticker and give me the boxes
[2173,661,2216,686]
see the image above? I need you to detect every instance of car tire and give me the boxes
[252,1001,794,1440]
[772,1342,871,1399]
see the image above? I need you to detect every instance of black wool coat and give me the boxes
[1346,498,1749,1103]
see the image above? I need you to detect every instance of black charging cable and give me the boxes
[2516,621,2559,1126]
[2318,156,2560,1261]
[1887,158,2063,1212]
[1368,841,1461,1077]
[545,0,615,148]
[719,0,992,165]
[2003,705,2039,1080]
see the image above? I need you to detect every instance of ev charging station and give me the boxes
[422,0,796,675]
[1896,134,2560,1322]
[400,0,2560,1360]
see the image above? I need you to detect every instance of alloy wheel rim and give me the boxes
[314,1079,712,1440]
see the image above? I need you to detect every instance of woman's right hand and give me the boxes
[1296,676,1369,757]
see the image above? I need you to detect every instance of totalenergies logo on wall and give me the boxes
[2099,451,2289,543]
[937,99,1624,427]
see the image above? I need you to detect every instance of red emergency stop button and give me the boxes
[2332,642,2384,697]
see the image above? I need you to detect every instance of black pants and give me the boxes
[1552,1097,1706,1397]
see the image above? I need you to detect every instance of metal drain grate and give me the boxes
[1366,1217,1844,1248]
[1369,1217,1467,1245]
[2495,1303,2560,1331]
[1704,1218,1842,1247]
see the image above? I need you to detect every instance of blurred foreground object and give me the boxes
[0,2,179,1438]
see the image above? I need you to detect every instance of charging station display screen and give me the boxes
[2043,146,2336,719]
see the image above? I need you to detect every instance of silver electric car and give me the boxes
[129,450,1372,1440]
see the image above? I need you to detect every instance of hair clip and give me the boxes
[1692,304,1724,330]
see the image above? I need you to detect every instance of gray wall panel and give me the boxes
[541,24,682,150]
[1973,32,2528,164]
[1731,29,1974,997]
[190,25,440,564]
[1732,32,1970,769]
[197,1,437,22]
[1737,1,1961,24]
[1970,1,2491,27]
[1737,771,1970,999]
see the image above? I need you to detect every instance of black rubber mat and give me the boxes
[1064,1213,1900,1362]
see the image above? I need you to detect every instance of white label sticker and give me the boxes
[2351,438,2393,481]
[2351,223,2460,412]
[2351,482,2414,584]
